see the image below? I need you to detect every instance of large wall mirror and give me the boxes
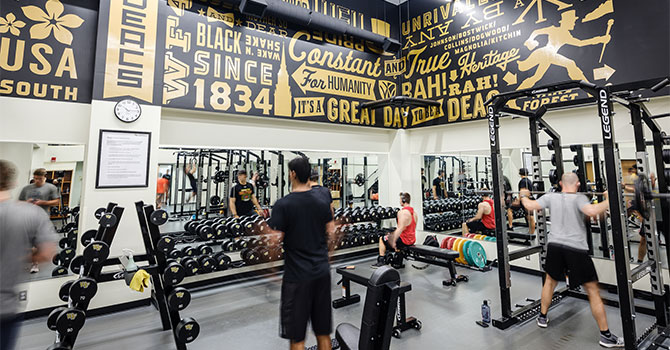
[0,142,85,281]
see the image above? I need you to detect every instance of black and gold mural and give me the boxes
[397,0,670,127]
[92,0,404,128]
[0,0,98,103]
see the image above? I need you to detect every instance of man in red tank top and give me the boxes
[462,191,496,236]
[372,192,417,268]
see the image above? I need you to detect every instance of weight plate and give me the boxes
[167,287,191,311]
[464,240,474,266]
[198,256,215,273]
[69,277,98,303]
[94,207,106,219]
[59,247,76,263]
[175,317,200,343]
[150,209,169,226]
[58,237,70,249]
[469,241,487,268]
[156,236,176,254]
[59,281,74,302]
[164,262,186,286]
[80,229,97,246]
[214,252,231,270]
[99,213,117,228]
[83,241,110,264]
[51,265,68,277]
[47,306,67,330]
[55,307,85,335]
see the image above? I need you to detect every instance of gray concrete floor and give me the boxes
[17,255,655,350]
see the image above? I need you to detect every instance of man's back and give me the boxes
[536,193,590,250]
[269,191,332,281]
[310,185,332,205]
[0,200,56,317]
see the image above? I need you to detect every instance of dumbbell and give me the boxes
[221,240,236,252]
[214,252,231,270]
[181,246,196,257]
[196,244,213,256]
[197,254,216,273]
[167,287,191,311]
[164,259,186,286]
[181,257,200,276]
[240,248,260,265]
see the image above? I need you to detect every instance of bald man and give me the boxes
[520,173,623,348]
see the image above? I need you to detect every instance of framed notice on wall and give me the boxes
[96,130,151,188]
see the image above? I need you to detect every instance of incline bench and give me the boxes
[386,245,469,287]
[333,265,421,338]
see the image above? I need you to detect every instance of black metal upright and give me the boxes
[597,87,637,349]
[529,118,548,272]
[591,145,611,259]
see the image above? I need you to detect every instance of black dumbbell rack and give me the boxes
[47,202,123,349]
[422,197,480,232]
[135,201,199,350]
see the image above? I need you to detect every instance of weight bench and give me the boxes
[333,265,420,338]
[507,231,537,246]
[336,266,407,350]
[387,245,468,287]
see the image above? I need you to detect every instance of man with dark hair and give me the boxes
[372,192,417,267]
[266,157,336,350]
[229,169,263,217]
[520,173,622,348]
[19,168,60,214]
[1,160,58,350]
[462,190,496,235]
[309,169,333,212]
[432,170,447,199]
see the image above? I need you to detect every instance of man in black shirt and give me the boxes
[267,157,335,350]
[509,168,536,234]
[432,170,447,199]
[229,169,263,217]
[309,169,333,212]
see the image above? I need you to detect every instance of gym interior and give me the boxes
[0,0,669,349]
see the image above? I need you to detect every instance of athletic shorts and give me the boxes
[545,244,598,287]
[467,220,494,235]
[382,234,411,251]
[280,274,332,342]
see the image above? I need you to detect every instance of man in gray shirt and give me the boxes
[521,173,623,348]
[18,168,60,214]
[1,160,58,350]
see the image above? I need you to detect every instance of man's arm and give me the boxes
[524,27,551,49]
[229,197,238,217]
[467,202,486,222]
[389,210,410,250]
[35,198,59,207]
[432,185,438,200]
[568,34,610,47]
[519,189,543,211]
[581,198,609,218]
[30,209,58,263]
[251,195,263,214]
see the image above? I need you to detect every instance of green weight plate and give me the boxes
[463,240,473,266]
[468,241,487,268]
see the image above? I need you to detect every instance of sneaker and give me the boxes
[536,314,548,328]
[30,264,39,274]
[372,256,386,268]
[599,333,624,348]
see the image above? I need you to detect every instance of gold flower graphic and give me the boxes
[21,0,84,45]
[0,13,26,36]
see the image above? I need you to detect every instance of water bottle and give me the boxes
[481,300,491,323]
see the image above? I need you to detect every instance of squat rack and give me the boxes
[485,80,669,349]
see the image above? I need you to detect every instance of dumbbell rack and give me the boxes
[135,201,199,350]
[422,197,480,232]
[46,202,124,349]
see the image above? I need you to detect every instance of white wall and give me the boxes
[0,142,34,199]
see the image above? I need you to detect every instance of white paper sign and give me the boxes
[96,130,151,188]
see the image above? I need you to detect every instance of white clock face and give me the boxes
[114,99,141,123]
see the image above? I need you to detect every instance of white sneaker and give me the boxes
[30,264,39,274]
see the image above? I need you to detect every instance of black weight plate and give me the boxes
[182,258,199,276]
[80,229,97,246]
[167,287,191,311]
[59,247,76,263]
[58,237,70,249]
[156,236,176,254]
[99,213,117,228]
[94,207,106,219]
[59,281,74,302]
[182,246,195,257]
[150,209,169,226]
[197,256,215,273]
[163,262,186,286]
[52,253,61,266]
[69,277,98,303]
[47,306,67,331]
[55,308,86,335]
[51,266,68,277]
[83,241,110,264]
[198,225,214,240]
[634,174,652,220]
[175,317,200,343]
[169,249,182,259]
[197,245,213,255]
[70,255,84,275]
[214,252,231,270]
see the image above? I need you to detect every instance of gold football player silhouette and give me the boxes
[517,10,611,89]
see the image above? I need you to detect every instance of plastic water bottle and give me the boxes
[481,300,491,323]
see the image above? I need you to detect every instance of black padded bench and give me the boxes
[336,266,407,350]
[388,245,468,286]
[507,231,537,246]
[333,265,421,338]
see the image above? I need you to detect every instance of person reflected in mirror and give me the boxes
[373,192,417,268]
[229,169,263,218]
[462,190,496,236]
[520,173,623,348]
[432,170,448,199]
[509,168,536,234]
[156,174,170,209]
[19,168,60,274]
[185,162,198,205]
[1,160,58,350]
[309,169,333,214]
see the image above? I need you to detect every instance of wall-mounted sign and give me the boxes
[0,0,97,103]
[92,0,404,128]
[397,0,669,127]
[96,130,151,189]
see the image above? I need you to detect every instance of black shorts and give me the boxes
[545,244,598,287]
[280,274,332,342]
[466,220,493,234]
[382,234,410,251]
